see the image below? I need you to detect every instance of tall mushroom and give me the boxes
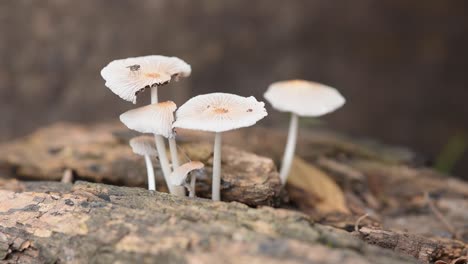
[264,80,345,185]
[120,101,185,196]
[170,161,204,198]
[129,136,158,191]
[100,55,191,184]
[173,93,267,201]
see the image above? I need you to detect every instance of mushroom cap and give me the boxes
[170,161,204,186]
[129,136,158,156]
[173,93,268,133]
[264,80,345,116]
[120,101,177,138]
[101,55,191,103]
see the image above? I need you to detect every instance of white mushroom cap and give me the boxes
[170,161,204,186]
[129,136,158,156]
[120,101,177,138]
[173,93,268,133]
[101,55,191,103]
[264,80,345,116]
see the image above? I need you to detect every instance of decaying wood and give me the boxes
[0,123,281,206]
[1,122,467,263]
[0,181,415,264]
[309,160,468,263]
[177,126,421,165]
[356,227,467,264]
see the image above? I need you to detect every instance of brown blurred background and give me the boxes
[0,0,467,177]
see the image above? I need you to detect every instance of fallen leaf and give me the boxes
[287,157,349,215]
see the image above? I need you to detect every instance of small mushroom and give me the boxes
[170,161,204,197]
[173,93,268,201]
[100,55,191,104]
[129,136,158,191]
[100,55,191,196]
[264,80,345,185]
[120,101,185,196]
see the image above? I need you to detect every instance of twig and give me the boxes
[424,192,461,240]
[354,213,370,233]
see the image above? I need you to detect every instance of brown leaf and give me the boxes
[287,157,349,214]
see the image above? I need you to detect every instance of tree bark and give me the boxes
[0,181,415,264]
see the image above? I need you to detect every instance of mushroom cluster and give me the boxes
[101,56,345,202]
[101,55,191,196]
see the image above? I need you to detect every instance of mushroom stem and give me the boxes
[168,137,180,169]
[150,86,184,195]
[212,132,222,201]
[279,113,299,185]
[150,86,158,103]
[154,135,175,193]
[189,174,196,197]
[144,155,156,191]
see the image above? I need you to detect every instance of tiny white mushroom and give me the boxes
[100,55,191,104]
[170,161,204,197]
[120,101,185,196]
[173,93,268,201]
[264,80,345,185]
[120,101,176,138]
[129,136,158,191]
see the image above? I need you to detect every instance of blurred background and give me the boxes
[0,0,467,178]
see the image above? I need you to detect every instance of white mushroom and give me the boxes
[120,101,176,138]
[100,55,190,196]
[100,55,191,104]
[129,136,158,191]
[120,101,185,196]
[264,80,345,185]
[173,93,268,201]
[170,161,204,197]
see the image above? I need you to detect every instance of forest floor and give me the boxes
[0,123,466,264]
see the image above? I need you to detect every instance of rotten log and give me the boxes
[1,122,467,263]
[0,180,416,264]
[0,123,281,206]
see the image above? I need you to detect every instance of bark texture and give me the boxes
[0,123,281,206]
[1,123,467,263]
[179,128,468,263]
[0,181,414,264]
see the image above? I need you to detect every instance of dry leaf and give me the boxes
[287,157,349,214]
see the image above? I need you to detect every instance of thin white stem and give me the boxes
[279,113,299,185]
[168,137,180,169]
[144,155,156,191]
[150,86,178,194]
[154,135,174,193]
[150,86,158,103]
[212,132,222,201]
[189,173,196,198]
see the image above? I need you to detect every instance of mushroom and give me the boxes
[129,136,158,191]
[264,80,345,185]
[100,55,191,104]
[120,101,185,196]
[100,55,191,191]
[173,93,268,201]
[170,161,204,197]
